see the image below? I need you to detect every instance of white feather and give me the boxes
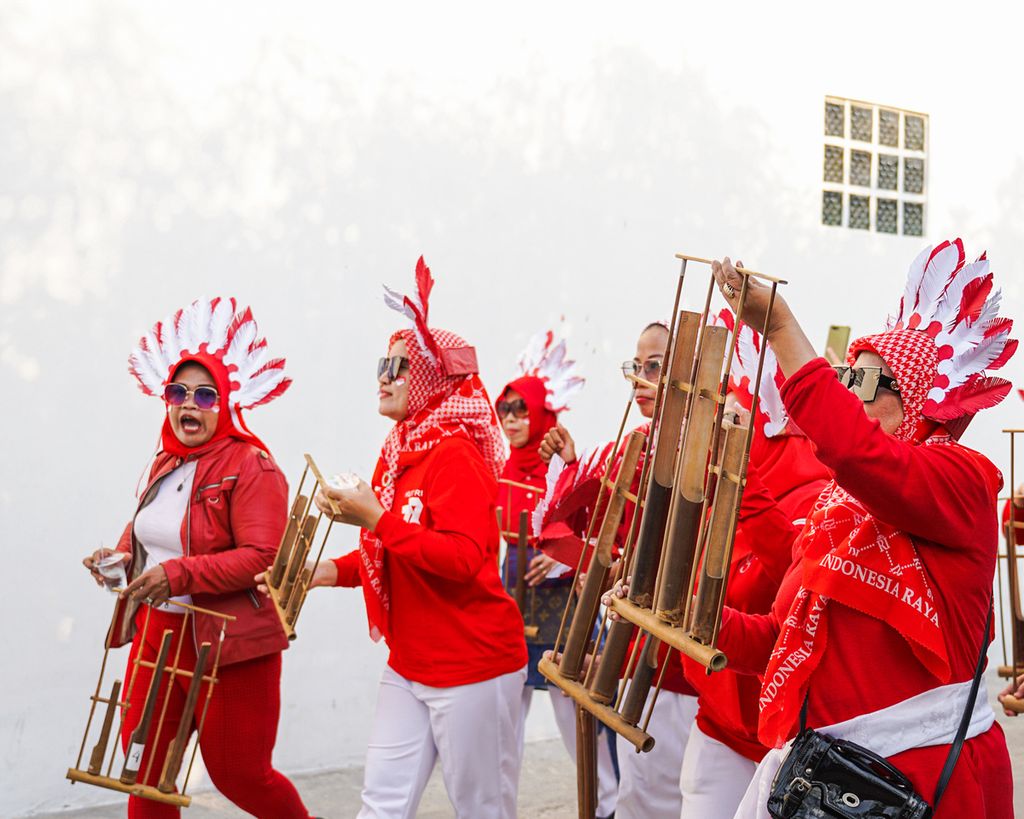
[222,321,258,371]
[236,367,286,408]
[898,244,932,324]
[207,298,235,353]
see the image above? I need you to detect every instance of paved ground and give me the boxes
[32,671,1024,818]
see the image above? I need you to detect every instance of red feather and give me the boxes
[925,376,1012,420]
[955,274,992,327]
[227,307,254,341]
[988,338,1018,371]
[415,256,434,324]
[984,317,1013,339]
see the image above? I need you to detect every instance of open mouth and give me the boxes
[180,414,203,434]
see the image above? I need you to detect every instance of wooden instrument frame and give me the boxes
[264,453,340,641]
[497,480,542,640]
[998,429,1024,714]
[539,253,785,819]
[66,597,234,807]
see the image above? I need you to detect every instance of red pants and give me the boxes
[120,607,310,818]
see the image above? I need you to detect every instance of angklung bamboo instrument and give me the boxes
[497,481,542,639]
[998,428,1024,713]
[264,453,340,640]
[538,253,785,819]
[67,597,233,807]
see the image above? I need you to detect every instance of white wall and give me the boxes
[2,1,1023,814]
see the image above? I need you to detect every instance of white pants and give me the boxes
[616,691,698,819]
[359,665,526,819]
[679,724,757,819]
[518,686,619,817]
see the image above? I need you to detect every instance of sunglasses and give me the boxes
[377,356,410,383]
[621,359,662,381]
[833,365,900,403]
[163,383,219,410]
[497,398,529,420]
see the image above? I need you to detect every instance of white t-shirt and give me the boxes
[134,461,197,609]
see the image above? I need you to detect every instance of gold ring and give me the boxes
[723,282,737,298]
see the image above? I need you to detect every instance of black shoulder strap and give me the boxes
[931,598,993,809]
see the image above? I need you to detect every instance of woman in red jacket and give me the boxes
[677,311,831,819]
[82,298,312,819]
[310,259,527,819]
[539,320,698,819]
[711,242,1015,818]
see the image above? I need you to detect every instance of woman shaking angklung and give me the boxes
[710,241,1015,818]
[538,321,698,819]
[677,310,831,819]
[305,258,527,819]
[494,329,621,818]
[82,298,313,818]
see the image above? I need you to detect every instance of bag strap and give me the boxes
[931,596,993,809]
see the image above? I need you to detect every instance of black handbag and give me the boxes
[766,603,992,819]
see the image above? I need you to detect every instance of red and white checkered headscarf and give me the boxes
[848,239,1016,441]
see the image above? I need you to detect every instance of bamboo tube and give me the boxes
[538,657,655,753]
[121,629,174,785]
[559,431,645,681]
[619,637,659,725]
[280,515,318,603]
[576,708,597,819]
[515,510,529,613]
[87,680,122,775]
[158,642,211,793]
[608,597,727,671]
[269,494,307,587]
[690,423,746,644]
[654,325,727,625]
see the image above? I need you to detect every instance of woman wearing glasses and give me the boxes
[711,243,1014,819]
[493,331,622,816]
[81,298,313,818]
[306,259,527,819]
[538,321,700,819]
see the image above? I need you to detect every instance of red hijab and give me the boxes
[159,353,271,459]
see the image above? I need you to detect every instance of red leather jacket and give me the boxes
[109,437,289,666]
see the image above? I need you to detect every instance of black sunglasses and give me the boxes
[497,398,529,420]
[163,383,219,410]
[833,365,900,403]
[377,356,410,383]
[621,359,662,381]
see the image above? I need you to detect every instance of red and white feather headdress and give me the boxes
[128,296,291,427]
[849,238,1016,438]
[712,309,789,437]
[383,256,479,376]
[515,327,586,414]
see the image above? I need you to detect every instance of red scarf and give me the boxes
[359,327,505,642]
[159,353,270,458]
[757,437,953,748]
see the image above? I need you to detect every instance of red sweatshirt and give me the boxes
[333,436,527,688]
[682,460,827,760]
[718,358,1011,815]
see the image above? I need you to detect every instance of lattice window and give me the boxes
[877,199,898,234]
[850,195,870,229]
[822,96,927,236]
[822,191,843,225]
